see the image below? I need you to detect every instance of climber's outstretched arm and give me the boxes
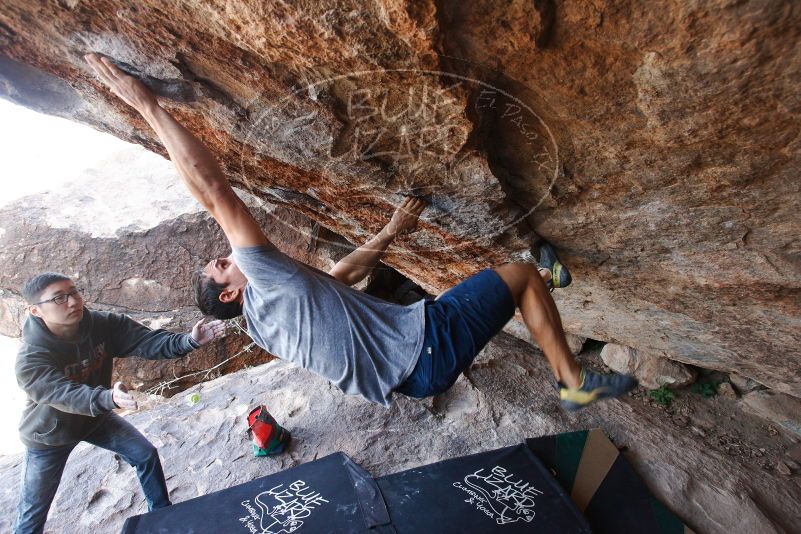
[85,54,269,249]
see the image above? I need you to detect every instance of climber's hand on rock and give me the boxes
[385,196,426,237]
[190,317,226,346]
[85,53,157,112]
[112,381,138,411]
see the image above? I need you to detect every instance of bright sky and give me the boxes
[0,98,131,455]
[0,98,127,208]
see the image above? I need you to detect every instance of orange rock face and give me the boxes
[0,1,799,395]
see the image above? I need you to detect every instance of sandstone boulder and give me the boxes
[730,373,766,395]
[600,343,697,389]
[717,381,738,400]
[0,1,799,396]
[740,390,801,439]
[0,292,26,338]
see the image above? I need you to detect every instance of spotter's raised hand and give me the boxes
[190,317,226,346]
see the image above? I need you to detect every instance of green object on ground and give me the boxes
[554,430,588,494]
[251,431,291,457]
[252,443,269,457]
[527,429,691,533]
[185,393,201,406]
[649,385,675,407]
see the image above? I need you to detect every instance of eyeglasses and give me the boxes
[33,288,83,306]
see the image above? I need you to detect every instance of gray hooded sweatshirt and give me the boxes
[15,309,198,449]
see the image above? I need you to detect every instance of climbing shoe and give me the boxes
[559,368,637,412]
[538,241,572,291]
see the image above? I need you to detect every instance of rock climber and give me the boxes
[13,272,224,534]
[85,53,636,414]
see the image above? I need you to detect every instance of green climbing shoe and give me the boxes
[559,368,637,411]
[538,241,572,291]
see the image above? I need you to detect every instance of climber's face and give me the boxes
[203,254,247,291]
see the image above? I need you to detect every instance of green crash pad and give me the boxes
[526,429,695,534]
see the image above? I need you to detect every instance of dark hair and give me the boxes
[191,269,243,320]
[22,272,72,304]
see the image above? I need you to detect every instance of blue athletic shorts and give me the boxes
[395,269,516,398]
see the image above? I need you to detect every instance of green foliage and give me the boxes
[691,380,719,398]
[649,385,675,407]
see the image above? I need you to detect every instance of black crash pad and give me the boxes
[376,443,591,533]
[121,452,390,534]
[122,444,591,533]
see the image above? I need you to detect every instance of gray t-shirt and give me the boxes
[233,244,425,406]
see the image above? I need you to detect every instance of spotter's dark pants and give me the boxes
[14,412,170,534]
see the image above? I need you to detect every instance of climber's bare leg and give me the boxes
[493,263,581,388]
[538,268,552,284]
